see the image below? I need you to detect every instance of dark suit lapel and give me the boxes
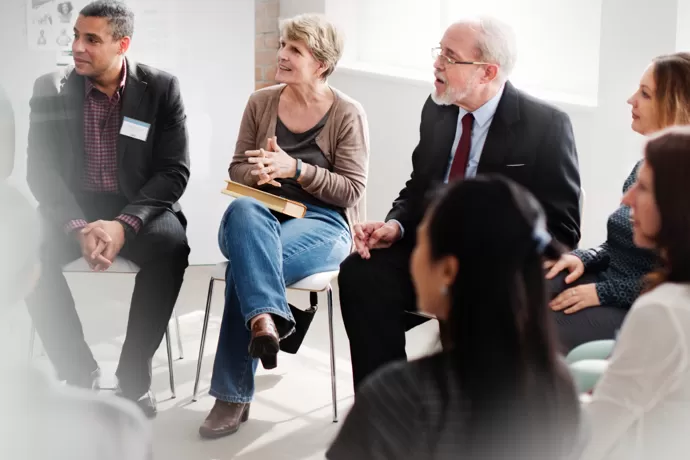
[477,81,520,174]
[118,59,148,168]
[59,68,85,174]
[430,104,460,179]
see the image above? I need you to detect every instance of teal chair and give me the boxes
[566,339,615,394]
[566,339,615,364]
[569,359,609,393]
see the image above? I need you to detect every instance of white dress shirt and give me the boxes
[581,282,690,460]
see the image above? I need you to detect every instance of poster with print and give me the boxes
[27,0,91,51]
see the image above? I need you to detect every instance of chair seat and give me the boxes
[211,261,228,280]
[62,257,140,273]
[210,262,338,292]
[289,270,339,292]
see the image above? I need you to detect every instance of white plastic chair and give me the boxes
[192,262,340,422]
[28,256,184,398]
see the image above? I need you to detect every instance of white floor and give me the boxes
[22,265,439,460]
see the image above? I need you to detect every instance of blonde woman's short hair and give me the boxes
[279,14,344,80]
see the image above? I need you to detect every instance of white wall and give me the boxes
[286,0,680,248]
[279,0,324,18]
[678,0,690,49]
[0,0,254,265]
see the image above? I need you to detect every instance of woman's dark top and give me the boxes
[327,353,583,459]
[572,161,657,308]
[259,111,343,214]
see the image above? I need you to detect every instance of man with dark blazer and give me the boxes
[339,17,581,391]
[25,0,190,417]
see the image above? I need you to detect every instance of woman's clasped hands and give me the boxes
[245,136,298,187]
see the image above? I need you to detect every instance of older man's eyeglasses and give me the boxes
[431,47,491,66]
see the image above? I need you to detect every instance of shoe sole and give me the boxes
[249,335,279,369]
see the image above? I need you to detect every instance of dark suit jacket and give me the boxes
[386,82,581,249]
[26,58,190,229]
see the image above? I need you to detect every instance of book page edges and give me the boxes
[220,184,306,218]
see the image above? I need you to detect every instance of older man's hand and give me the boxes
[353,221,402,259]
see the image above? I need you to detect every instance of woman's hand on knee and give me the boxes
[550,283,600,314]
[544,253,585,283]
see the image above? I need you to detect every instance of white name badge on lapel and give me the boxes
[120,116,151,142]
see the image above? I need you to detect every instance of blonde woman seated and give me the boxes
[581,127,690,459]
[199,14,369,439]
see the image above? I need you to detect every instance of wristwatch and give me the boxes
[293,159,303,180]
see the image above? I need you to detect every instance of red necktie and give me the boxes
[448,113,474,181]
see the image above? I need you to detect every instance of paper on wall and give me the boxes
[26,0,91,51]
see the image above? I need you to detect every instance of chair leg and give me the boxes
[28,324,36,360]
[174,309,184,360]
[327,285,338,423]
[166,326,176,399]
[193,277,215,402]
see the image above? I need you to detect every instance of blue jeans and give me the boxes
[210,197,351,403]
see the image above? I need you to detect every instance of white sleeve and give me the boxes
[580,301,686,460]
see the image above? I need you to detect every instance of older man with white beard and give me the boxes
[338,16,582,391]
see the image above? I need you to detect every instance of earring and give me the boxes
[440,285,448,296]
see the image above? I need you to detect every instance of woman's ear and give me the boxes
[439,254,459,290]
[316,61,329,78]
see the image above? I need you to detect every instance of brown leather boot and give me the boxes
[249,315,280,369]
[198,400,250,439]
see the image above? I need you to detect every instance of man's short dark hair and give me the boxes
[80,0,134,40]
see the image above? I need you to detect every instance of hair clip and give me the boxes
[532,215,552,254]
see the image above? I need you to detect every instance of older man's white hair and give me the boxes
[456,15,518,82]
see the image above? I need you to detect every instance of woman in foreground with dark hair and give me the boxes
[327,176,581,459]
[581,126,690,460]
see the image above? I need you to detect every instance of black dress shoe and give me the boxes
[115,389,157,419]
